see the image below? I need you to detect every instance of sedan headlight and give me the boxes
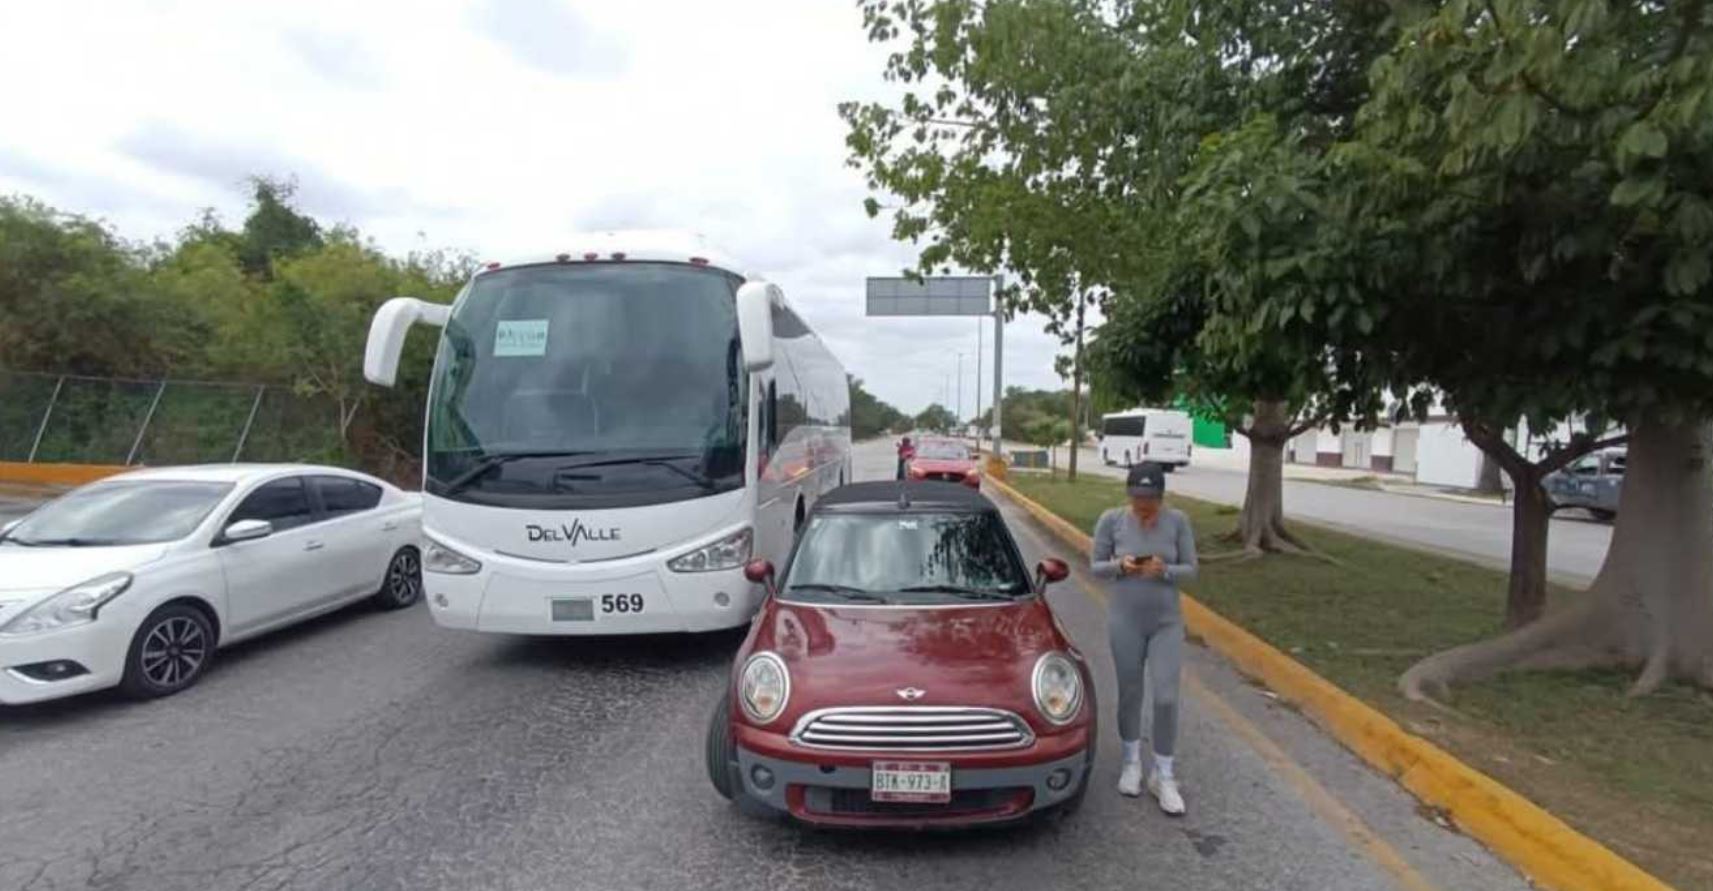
[667,527,752,573]
[738,651,790,724]
[0,572,133,637]
[423,536,481,575]
[1032,651,1084,725]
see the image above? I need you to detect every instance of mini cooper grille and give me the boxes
[789,706,1034,751]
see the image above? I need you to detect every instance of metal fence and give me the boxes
[1,370,349,466]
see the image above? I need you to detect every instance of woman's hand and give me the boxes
[1138,556,1167,579]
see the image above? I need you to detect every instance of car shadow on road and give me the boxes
[478,626,750,674]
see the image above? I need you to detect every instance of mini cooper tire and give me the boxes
[119,603,215,700]
[372,546,422,610]
[706,694,741,801]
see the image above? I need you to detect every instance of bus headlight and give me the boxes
[667,527,752,573]
[1032,652,1083,725]
[423,536,482,575]
[738,651,790,724]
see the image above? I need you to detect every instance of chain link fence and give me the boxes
[1,369,349,466]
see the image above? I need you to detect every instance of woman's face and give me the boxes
[1130,493,1162,521]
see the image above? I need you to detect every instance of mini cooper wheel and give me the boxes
[373,546,422,610]
[705,694,741,801]
[119,604,214,700]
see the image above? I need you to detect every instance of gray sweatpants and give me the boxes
[1109,618,1183,756]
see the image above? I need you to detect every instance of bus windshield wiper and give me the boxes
[787,584,890,604]
[442,451,595,494]
[555,454,717,490]
[896,584,1014,601]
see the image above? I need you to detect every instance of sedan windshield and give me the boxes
[2,481,232,547]
[782,511,1030,605]
[917,441,970,460]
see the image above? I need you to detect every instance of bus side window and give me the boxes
[767,379,780,448]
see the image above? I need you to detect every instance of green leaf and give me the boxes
[1619,121,1668,160]
[1610,177,1662,208]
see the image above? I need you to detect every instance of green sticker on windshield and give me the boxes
[494,319,549,357]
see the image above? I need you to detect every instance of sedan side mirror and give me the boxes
[743,558,777,595]
[1035,558,1070,593]
[0,519,18,537]
[222,519,274,544]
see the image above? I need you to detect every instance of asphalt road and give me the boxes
[1047,444,1611,586]
[0,441,1530,891]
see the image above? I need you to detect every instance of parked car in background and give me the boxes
[1543,447,1626,521]
[0,465,422,705]
[1099,408,1192,469]
[906,438,982,488]
[707,482,1094,827]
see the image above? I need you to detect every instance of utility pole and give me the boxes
[956,353,964,424]
[974,317,983,439]
[990,275,1005,459]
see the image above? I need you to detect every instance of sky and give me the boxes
[0,0,1076,416]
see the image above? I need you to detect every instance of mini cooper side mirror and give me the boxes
[1035,558,1070,593]
[743,558,777,595]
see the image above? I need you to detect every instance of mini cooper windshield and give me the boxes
[782,511,1030,605]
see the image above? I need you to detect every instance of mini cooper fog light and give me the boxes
[1046,768,1072,791]
[750,765,776,790]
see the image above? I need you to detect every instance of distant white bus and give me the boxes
[1099,408,1193,469]
[363,231,850,635]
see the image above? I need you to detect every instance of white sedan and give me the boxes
[0,464,421,705]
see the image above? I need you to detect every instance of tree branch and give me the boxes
[1481,0,1594,119]
[1538,432,1629,474]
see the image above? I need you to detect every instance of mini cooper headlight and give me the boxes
[0,572,133,637]
[738,651,790,724]
[1032,651,1083,725]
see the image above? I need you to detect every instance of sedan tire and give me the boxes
[119,603,215,700]
[372,546,422,610]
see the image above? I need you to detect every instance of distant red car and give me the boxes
[907,438,981,488]
[706,482,1094,828]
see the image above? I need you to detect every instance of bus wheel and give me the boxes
[794,499,807,533]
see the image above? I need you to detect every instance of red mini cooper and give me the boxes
[906,438,982,488]
[706,481,1094,827]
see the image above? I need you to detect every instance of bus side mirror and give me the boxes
[365,297,451,386]
[735,282,776,372]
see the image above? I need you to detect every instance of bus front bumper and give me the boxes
[424,561,760,635]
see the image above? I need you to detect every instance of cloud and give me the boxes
[284,29,386,87]
[474,0,626,78]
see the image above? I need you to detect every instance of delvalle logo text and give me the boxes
[525,520,621,546]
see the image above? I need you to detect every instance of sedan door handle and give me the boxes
[304,541,325,551]
[382,521,399,531]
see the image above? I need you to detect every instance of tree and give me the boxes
[1337,0,1713,696]
[915,402,959,433]
[847,375,908,439]
[238,176,323,279]
[842,0,1395,557]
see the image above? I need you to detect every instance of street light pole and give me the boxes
[956,352,963,423]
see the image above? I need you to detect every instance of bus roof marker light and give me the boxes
[611,252,627,261]
[690,256,710,266]
[484,261,502,270]
[583,252,599,261]
[555,253,571,263]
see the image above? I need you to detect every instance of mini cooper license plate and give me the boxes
[871,761,952,803]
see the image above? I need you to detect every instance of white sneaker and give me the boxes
[1148,771,1186,816]
[1118,760,1143,797]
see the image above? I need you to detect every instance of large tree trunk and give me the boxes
[1067,300,1085,482]
[1222,399,1312,558]
[1402,417,1713,700]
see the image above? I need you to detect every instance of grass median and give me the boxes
[1006,470,1713,891]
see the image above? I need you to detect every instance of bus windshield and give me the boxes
[426,262,748,508]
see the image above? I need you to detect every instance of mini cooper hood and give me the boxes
[0,544,169,598]
[755,599,1066,717]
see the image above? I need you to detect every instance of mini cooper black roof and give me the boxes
[813,481,997,513]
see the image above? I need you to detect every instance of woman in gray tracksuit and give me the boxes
[1090,461,1196,815]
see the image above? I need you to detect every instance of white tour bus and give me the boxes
[363,232,850,634]
[1099,408,1193,469]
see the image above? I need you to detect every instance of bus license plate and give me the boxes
[871,762,951,803]
[550,598,594,622]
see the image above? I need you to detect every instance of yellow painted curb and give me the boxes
[985,473,1675,891]
[0,461,129,486]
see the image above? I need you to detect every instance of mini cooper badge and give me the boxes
[895,687,926,701]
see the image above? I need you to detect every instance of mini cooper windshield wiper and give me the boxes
[787,584,890,604]
[896,584,1016,601]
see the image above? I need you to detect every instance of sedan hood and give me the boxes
[0,544,169,600]
[753,599,1068,721]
